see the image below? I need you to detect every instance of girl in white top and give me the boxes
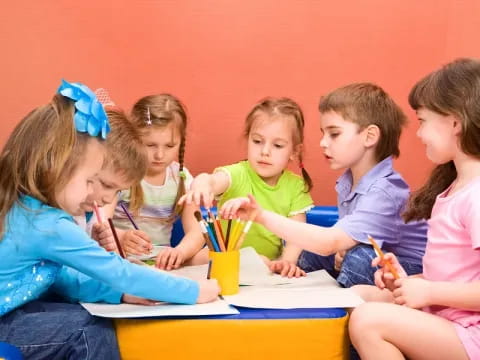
[112,94,204,270]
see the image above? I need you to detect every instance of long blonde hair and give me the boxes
[0,94,96,236]
[128,94,188,219]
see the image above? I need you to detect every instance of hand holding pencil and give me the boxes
[369,235,407,291]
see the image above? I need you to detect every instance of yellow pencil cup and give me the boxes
[208,250,240,295]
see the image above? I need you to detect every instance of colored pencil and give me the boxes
[207,259,213,279]
[225,219,232,249]
[233,210,258,250]
[368,235,400,280]
[212,217,226,252]
[119,202,139,230]
[108,218,126,258]
[194,211,215,251]
[93,200,103,223]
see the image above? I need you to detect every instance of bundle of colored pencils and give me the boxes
[194,210,256,252]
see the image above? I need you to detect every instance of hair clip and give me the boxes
[58,79,110,139]
[179,170,187,179]
[94,88,116,107]
[146,107,152,125]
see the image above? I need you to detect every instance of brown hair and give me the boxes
[103,109,147,184]
[403,58,480,221]
[0,94,97,236]
[245,97,313,192]
[129,94,188,218]
[319,83,407,162]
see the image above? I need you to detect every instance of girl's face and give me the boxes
[247,113,298,186]
[319,111,368,171]
[56,139,105,216]
[142,122,181,176]
[416,107,460,164]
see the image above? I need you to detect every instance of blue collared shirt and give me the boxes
[334,156,428,264]
[0,195,199,316]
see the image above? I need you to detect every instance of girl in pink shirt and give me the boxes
[349,58,480,360]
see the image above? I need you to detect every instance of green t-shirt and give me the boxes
[217,161,313,260]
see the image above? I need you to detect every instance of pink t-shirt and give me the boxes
[423,176,480,327]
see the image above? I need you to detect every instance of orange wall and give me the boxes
[1,0,479,205]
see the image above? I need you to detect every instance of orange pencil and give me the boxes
[212,217,226,252]
[368,235,400,280]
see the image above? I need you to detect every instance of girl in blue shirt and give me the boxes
[0,80,219,359]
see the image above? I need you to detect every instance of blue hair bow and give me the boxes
[57,79,110,139]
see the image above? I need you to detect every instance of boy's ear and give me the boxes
[290,143,303,161]
[364,124,380,148]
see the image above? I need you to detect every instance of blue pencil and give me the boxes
[205,222,221,252]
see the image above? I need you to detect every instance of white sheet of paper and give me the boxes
[81,298,239,318]
[167,247,341,287]
[223,286,364,309]
[130,245,168,261]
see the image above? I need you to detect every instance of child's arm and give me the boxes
[221,195,358,256]
[268,213,307,277]
[179,171,230,208]
[48,219,219,305]
[155,202,205,270]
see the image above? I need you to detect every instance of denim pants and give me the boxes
[298,243,423,287]
[0,301,120,360]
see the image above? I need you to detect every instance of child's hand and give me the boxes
[178,189,215,209]
[122,294,161,306]
[91,222,116,252]
[196,279,221,303]
[334,250,346,271]
[155,247,185,270]
[372,253,407,291]
[219,194,262,220]
[122,230,152,256]
[269,260,306,278]
[178,174,215,208]
[392,277,433,309]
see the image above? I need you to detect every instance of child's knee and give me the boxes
[348,302,382,341]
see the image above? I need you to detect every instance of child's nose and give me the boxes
[155,148,164,159]
[319,137,328,148]
[261,144,271,156]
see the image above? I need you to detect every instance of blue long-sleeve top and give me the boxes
[0,195,199,316]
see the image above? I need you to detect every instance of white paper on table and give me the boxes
[167,247,340,287]
[81,298,239,318]
[131,245,167,261]
[223,286,364,309]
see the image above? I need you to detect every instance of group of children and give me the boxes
[0,57,479,360]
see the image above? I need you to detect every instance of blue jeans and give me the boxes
[0,301,120,360]
[298,244,423,287]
